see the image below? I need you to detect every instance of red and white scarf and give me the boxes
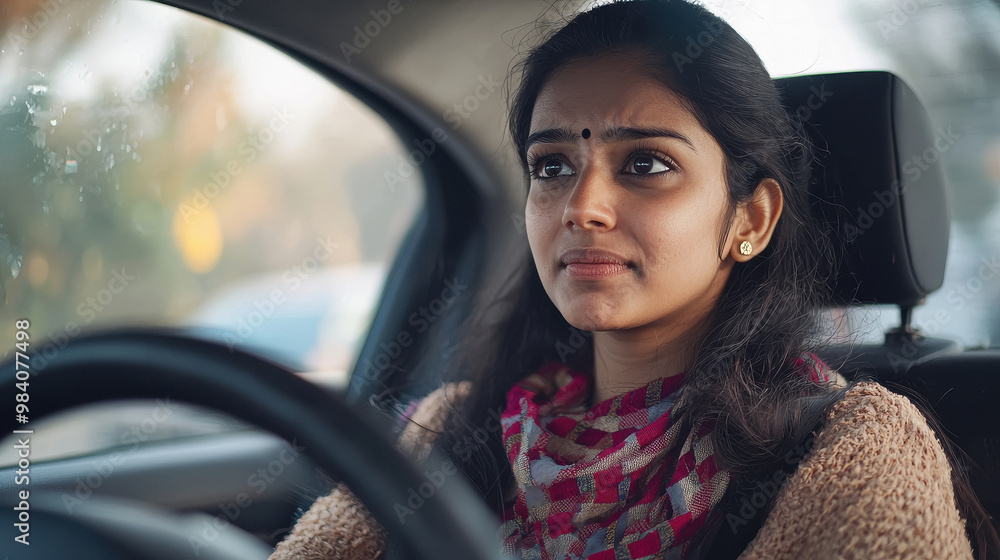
[499,363,728,560]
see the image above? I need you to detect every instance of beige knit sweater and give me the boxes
[269,381,974,560]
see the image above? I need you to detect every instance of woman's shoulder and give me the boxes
[740,380,974,559]
[812,381,959,476]
[817,379,936,440]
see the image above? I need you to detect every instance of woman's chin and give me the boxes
[559,308,632,333]
[548,285,647,332]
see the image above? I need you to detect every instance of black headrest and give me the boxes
[774,71,950,307]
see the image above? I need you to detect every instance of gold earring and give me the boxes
[739,240,752,256]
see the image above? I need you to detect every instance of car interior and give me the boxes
[1,0,998,559]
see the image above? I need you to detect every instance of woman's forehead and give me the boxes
[528,56,710,147]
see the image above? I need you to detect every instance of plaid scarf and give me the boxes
[499,363,729,560]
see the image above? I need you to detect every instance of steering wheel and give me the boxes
[0,329,503,560]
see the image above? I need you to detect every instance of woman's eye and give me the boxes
[625,155,671,175]
[535,158,574,179]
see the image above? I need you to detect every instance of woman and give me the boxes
[271,1,994,558]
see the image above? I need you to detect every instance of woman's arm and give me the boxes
[268,484,385,560]
[740,381,974,560]
[268,382,471,560]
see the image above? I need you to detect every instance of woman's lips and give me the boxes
[559,248,632,278]
[564,262,630,278]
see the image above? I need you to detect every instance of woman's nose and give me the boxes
[562,167,617,231]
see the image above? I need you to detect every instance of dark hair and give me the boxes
[422,0,998,555]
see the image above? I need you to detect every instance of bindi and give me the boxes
[581,128,591,139]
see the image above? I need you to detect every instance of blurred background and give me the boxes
[0,0,422,379]
[708,0,1000,349]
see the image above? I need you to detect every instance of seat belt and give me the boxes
[696,425,821,559]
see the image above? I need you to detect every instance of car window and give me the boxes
[0,0,422,463]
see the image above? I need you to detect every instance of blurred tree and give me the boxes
[0,92,47,305]
[853,0,1000,226]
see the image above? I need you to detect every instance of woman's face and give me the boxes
[525,53,738,336]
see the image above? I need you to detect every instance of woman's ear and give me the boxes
[730,178,783,261]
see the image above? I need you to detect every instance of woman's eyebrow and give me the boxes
[525,128,579,151]
[602,126,696,151]
[524,126,696,152]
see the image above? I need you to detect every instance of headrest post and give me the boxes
[899,304,913,334]
[887,304,916,342]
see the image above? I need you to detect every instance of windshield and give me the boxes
[0,0,422,375]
